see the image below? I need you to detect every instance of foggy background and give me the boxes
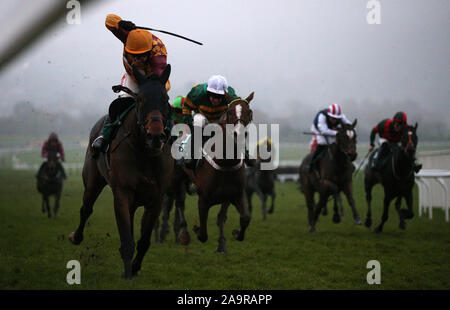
[0,0,448,143]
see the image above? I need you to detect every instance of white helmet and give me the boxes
[327,103,343,119]
[207,75,228,95]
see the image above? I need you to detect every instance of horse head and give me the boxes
[223,91,254,138]
[336,119,358,161]
[400,123,418,160]
[45,150,59,178]
[126,65,171,153]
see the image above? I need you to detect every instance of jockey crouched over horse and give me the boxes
[171,74,256,253]
[299,104,361,233]
[36,132,65,218]
[69,14,176,279]
[364,112,421,232]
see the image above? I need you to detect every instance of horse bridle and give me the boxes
[227,98,251,126]
[337,128,356,160]
[112,85,170,153]
[392,129,416,180]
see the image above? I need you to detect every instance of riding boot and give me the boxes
[58,162,67,179]
[91,115,112,157]
[374,143,389,171]
[185,125,204,170]
[36,162,46,179]
[308,145,326,174]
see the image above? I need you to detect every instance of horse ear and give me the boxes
[352,118,357,128]
[132,66,146,85]
[414,122,418,131]
[245,91,255,103]
[224,91,232,103]
[160,64,171,85]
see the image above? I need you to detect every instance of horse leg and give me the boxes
[304,188,316,232]
[343,183,362,225]
[268,190,275,214]
[193,196,210,243]
[332,194,341,224]
[403,190,414,220]
[69,170,106,245]
[232,192,251,242]
[113,189,135,279]
[375,193,393,233]
[216,203,229,254]
[41,196,45,213]
[159,194,172,243]
[246,190,253,214]
[132,202,161,276]
[364,179,375,228]
[394,196,405,230]
[257,189,267,221]
[53,188,62,218]
[45,195,51,218]
[322,202,328,216]
[337,193,344,218]
[175,190,190,246]
[311,192,328,233]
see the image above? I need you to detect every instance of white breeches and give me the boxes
[118,73,139,98]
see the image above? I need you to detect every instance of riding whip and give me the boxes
[354,149,372,176]
[302,131,335,137]
[136,26,203,45]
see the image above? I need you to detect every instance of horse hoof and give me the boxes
[365,219,372,228]
[399,222,406,230]
[121,273,134,280]
[215,247,227,254]
[375,226,383,234]
[354,218,362,225]
[193,225,200,234]
[308,226,316,233]
[332,214,341,223]
[68,231,83,245]
[232,229,241,241]
[178,230,191,246]
[268,209,274,214]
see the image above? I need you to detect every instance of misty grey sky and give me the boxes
[0,0,448,123]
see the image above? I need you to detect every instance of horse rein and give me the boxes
[227,98,250,126]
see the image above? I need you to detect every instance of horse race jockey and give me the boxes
[91,14,171,156]
[36,132,67,180]
[181,75,254,169]
[307,103,353,174]
[369,111,422,173]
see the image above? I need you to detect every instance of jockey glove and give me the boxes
[119,20,136,31]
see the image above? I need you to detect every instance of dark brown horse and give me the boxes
[68,65,174,279]
[184,92,255,254]
[299,120,360,233]
[364,124,418,232]
[37,149,63,218]
[245,155,276,221]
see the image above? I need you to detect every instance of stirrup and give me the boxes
[92,135,105,150]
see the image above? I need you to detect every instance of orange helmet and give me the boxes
[125,29,153,54]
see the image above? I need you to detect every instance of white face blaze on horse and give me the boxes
[346,130,355,139]
[234,103,245,136]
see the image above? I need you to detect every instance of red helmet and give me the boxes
[327,103,343,119]
[393,112,407,124]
